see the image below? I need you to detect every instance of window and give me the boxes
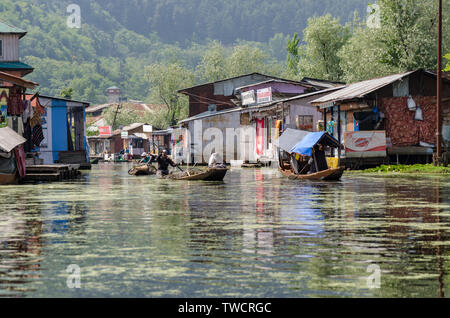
[0,39,3,57]
[296,115,314,131]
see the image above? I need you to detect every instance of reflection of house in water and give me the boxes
[0,196,44,297]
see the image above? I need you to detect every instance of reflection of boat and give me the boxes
[280,166,345,181]
[276,129,345,181]
[128,164,157,176]
[242,163,263,168]
[169,168,228,181]
[90,157,101,164]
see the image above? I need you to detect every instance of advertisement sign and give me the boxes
[257,87,272,104]
[121,131,129,139]
[99,126,112,136]
[345,131,387,158]
[143,125,153,133]
[241,90,256,106]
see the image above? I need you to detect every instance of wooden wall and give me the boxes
[0,34,19,61]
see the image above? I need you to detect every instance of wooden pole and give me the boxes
[436,0,442,164]
[337,105,342,161]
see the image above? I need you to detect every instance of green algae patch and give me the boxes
[359,164,450,174]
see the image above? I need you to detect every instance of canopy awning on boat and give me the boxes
[274,128,310,153]
[290,132,340,157]
[0,127,27,152]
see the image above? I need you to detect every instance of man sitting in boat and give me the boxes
[308,143,328,174]
[156,150,177,176]
[208,153,226,169]
[139,152,155,165]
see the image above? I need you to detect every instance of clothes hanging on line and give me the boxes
[32,124,44,147]
[14,146,26,178]
[30,110,42,128]
[7,116,24,136]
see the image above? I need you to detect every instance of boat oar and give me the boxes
[177,165,190,176]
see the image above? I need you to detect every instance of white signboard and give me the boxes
[121,131,129,139]
[143,125,153,133]
[257,87,272,104]
[241,90,256,106]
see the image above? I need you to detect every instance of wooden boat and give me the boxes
[128,164,157,176]
[0,172,18,185]
[280,166,345,181]
[168,168,228,181]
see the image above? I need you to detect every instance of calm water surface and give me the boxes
[0,163,449,297]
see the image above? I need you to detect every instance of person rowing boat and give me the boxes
[156,149,177,177]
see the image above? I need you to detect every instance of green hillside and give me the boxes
[0,0,372,104]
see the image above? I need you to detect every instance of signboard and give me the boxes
[121,131,129,139]
[98,126,112,136]
[257,87,272,104]
[345,131,387,158]
[241,90,256,106]
[143,125,153,133]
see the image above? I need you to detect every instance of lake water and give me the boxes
[1,163,449,297]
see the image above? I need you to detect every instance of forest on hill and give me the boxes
[0,0,371,103]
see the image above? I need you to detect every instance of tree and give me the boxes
[377,0,440,71]
[298,14,351,81]
[103,104,141,130]
[339,19,398,83]
[226,44,270,77]
[196,41,228,83]
[444,53,450,72]
[286,32,300,75]
[145,63,196,127]
[60,87,74,99]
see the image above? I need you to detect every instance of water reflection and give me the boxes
[0,164,449,297]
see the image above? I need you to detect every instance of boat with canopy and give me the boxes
[275,128,345,181]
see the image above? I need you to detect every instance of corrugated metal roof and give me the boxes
[0,71,38,89]
[0,127,27,152]
[311,70,417,106]
[0,21,26,38]
[0,61,33,70]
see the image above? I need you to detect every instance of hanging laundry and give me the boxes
[0,111,7,128]
[22,100,32,124]
[13,146,26,178]
[7,88,23,116]
[30,110,42,128]
[32,124,44,147]
[0,89,9,106]
[7,116,24,135]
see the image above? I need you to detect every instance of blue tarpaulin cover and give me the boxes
[290,132,340,156]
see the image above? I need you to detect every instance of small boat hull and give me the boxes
[171,168,228,181]
[0,172,18,185]
[128,165,157,176]
[280,166,345,181]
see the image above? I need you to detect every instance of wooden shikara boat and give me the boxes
[0,172,18,185]
[280,166,345,181]
[169,168,228,181]
[128,164,157,176]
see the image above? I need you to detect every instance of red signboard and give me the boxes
[257,87,272,104]
[345,131,387,158]
[99,126,112,136]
